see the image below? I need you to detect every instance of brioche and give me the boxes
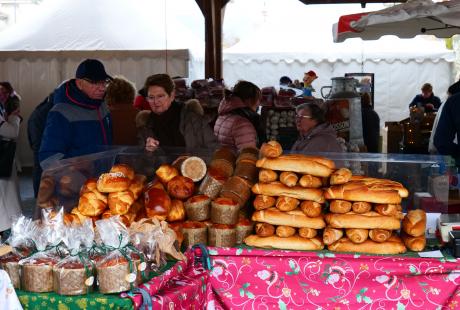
[253,195,276,210]
[260,140,283,158]
[298,227,317,239]
[167,200,186,222]
[252,208,325,229]
[298,175,322,188]
[129,174,147,200]
[252,182,325,203]
[77,192,107,217]
[255,223,275,237]
[279,172,298,187]
[401,232,426,251]
[110,164,135,180]
[37,176,55,204]
[330,168,352,185]
[108,191,135,215]
[276,226,296,238]
[259,169,278,183]
[256,154,334,177]
[144,187,171,220]
[180,156,207,182]
[330,200,352,214]
[167,176,195,200]
[276,196,300,212]
[244,235,324,251]
[369,229,391,243]
[324,211,401,230]
[402,209,426,237]
[323,227,343,245]
[345,228,369,244]
[97,173,131,193]
[184,195,211,221]
[328,235,407,254]
[325,185,402,204]
[352,201,372,214]
[155,164,179,184]
[211,197,240,225]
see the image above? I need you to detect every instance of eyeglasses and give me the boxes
[83,78,110,87]
[146,94,168,102]
[295,114,312,119]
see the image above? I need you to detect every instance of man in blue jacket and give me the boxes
[408,83,442,113]
[39,59,113,167]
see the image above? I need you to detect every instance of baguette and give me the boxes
[252,208,325,229]
[256,154,334,177]
[325,185,402,204]
[330,168,352,185]
[252,182,325,203]
[244,234,324,251]
[324,211,401,230]
[348,176,409,198]
[323,227,343,245]
[402,209,426,237]
[298,175,322,188]
[279,172,298,187]
[328,235,407,254]
[345,228,369,244]
[401,232,426,251]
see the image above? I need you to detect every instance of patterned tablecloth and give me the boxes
[0,270,22,310]
[206,247,460,310]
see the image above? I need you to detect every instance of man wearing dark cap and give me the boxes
[39,59,113,166]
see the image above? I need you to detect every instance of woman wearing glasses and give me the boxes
[291,102,343,153]
[136,74,216,151]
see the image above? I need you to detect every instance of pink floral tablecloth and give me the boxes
[206,247,460,310]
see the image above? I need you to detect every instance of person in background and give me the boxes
[409,83,442,113]
[361,92,380,153]
[105,76,138,145]
[429,80,460,154]
[291,102,343,153]
[279,76,293,87]
[136,73,216,151]
[0,82,22,238]
[133,87,150,111]
[214,80,265,150]
[39,59,113,167]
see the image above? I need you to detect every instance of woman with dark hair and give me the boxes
[291,102,343,153]
[214,80,265,150]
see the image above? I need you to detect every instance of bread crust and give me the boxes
[110,164,135,180]
[328,235,407,254]
[330,168,352,185]
[401,231,426,251]
[402,209,426,237]
[260,141,283,158]
[298,175,322,188]
[324,211,401,230]
[369,229,392,243]
[276,226,296,238]
[255,223,275,237]
[244,234,324,251]
[252,182,325,203]
[97,173,131,193]
[345,228,369,244]
[325,185,402,204]
[349,176,409,198]
[275,196,300,212]
[330,200,352,214]
[279,172,298,187]
[298,227,317,239]
[300,201,322,218]
[253,195,276,210]
[252,208,325,229]
[259,169,278,183]
[323,227,343,245]
[256,154,334,177]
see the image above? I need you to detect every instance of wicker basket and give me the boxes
[53,265,92,296]
[97,259,140,294]
[22,263,54,293]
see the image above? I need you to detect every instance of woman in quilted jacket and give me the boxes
[214,80,265,150]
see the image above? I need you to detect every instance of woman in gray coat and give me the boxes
[291,102,344,153]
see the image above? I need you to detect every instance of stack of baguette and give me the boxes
[244,141,329,251]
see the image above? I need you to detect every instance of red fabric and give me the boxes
[133,95,150,111]
[207,247,460,310]
[337,12,369,34]
[121,248,211,310]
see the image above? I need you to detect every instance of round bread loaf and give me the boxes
[324,211,401,230]
[401,231,426,251]
[298,227,317,239]
[259,169,278,183]
[180,156,207,182]
[323,227,343,245]
[97,172,131,193]
[252,208,325,229]
[351,201,372,214]
[244,234,324,251]
[77,192,107,217]
[300,201,322,218]
[260,140,283,158]
[110,164,135,180]
[255,222,275,237]
[275,196,300,212]
[368,229,392,243]
[253,195,276,210]
[144,187,171,220]
[330,200,352,214]
[276,226,296,238]
[167,175,195,200]
[279,172,298,188]
[345,228,369,244]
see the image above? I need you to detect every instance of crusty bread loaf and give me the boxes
[369,229,391,243]
[345,228,368,244]
[255,223,275,237]
[275,196,300,212]
[328,235,407,254]
[349,176,409,198]
[374,204,401,217]
[298,175,322,188]
[324,211,401,230]
[401,232,426,251]
[252,208,325,229]
[244,234,324,251]
[298,227,317,239]
[97,172,131,193]
[325,185,402,204]
[253,195,276,210]
[260,141,283,158]
[252,182,325,203]
[330,200,352,214]
[323,227,343,245]
[279,172,298,187]
[256,154,334,177]
[402,209,426,237]
[330,168,352,185]
[110,164,135,180]
[167,176,195,200]
[276,226,296,238]
[300,201,322,218]
[259,169,278,183]
[108,191,135,215]
[352,201,372,214]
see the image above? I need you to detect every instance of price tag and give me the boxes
[85,276,94,286]
[138,262,147,272]
[125,273,137,283]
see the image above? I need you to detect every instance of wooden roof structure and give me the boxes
[195,0,407,79]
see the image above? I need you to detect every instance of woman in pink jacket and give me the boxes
[214,80,264,150]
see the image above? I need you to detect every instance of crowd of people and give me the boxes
[2,58,460,238]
